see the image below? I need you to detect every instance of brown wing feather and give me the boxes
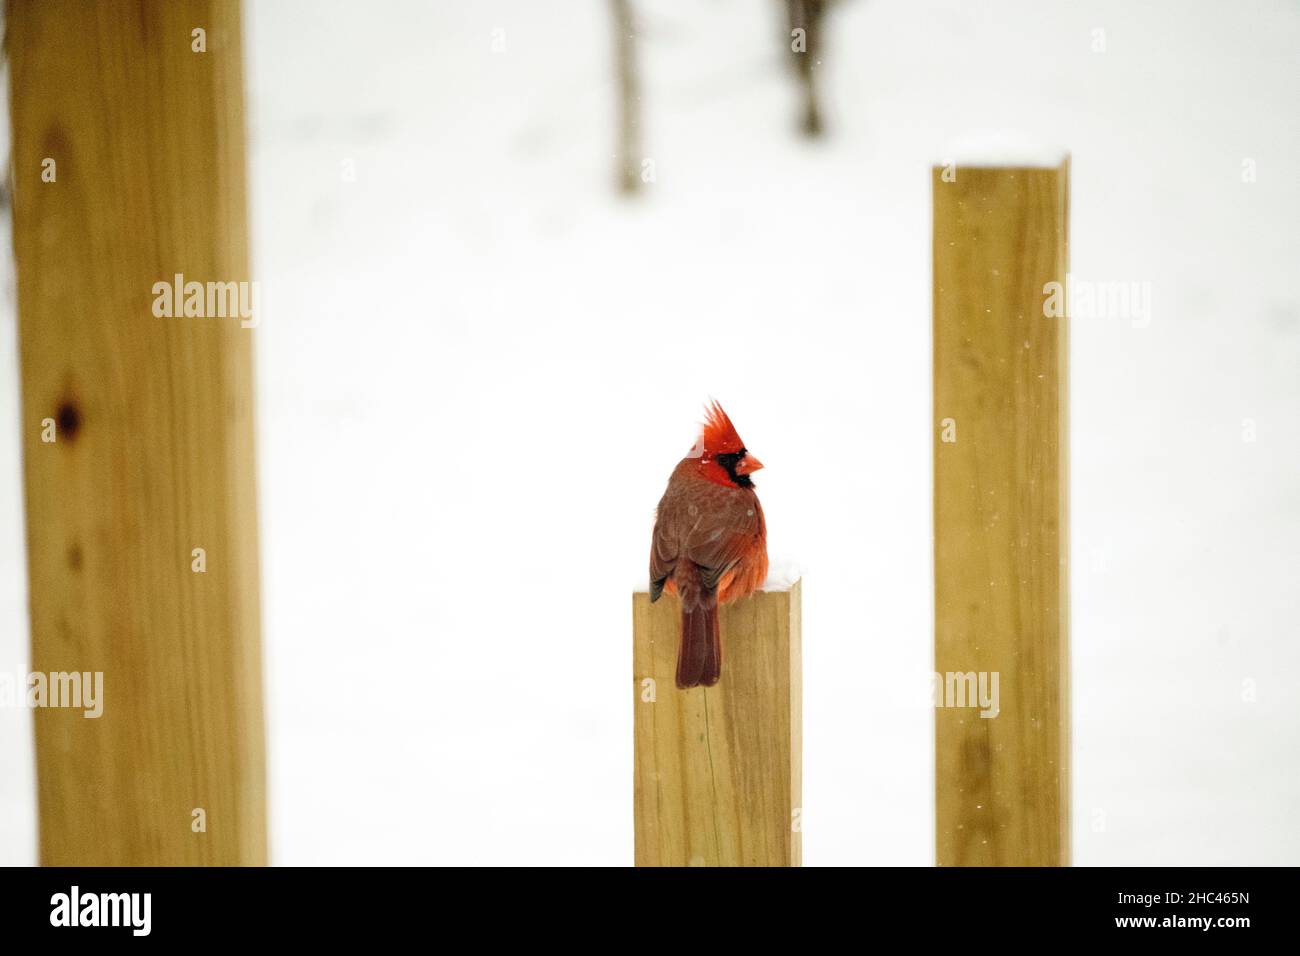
[650,459,766,601]
[678,478,765,595]
[648,488,681,601]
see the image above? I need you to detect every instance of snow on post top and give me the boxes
[937,130,1069,169]
[760,557,802,592]
[633,556,802,593]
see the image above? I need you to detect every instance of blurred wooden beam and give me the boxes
[933,159,1070,866]
[7,0,266,865]
[633,582,801,867]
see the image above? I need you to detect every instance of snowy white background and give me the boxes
[1,0,1298,865]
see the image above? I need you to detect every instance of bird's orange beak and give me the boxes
[734,453,764,476]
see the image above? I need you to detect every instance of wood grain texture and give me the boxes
[933,162,1070,866]
[633,582,801,867]
[8,0,266,865]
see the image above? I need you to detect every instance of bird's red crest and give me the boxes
[701,401,745,457]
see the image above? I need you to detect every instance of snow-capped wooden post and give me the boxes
[633,582,802,866]
[7,0,266,864]
[932,147,1070,866]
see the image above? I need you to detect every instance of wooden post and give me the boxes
[7,0,266,864]
[633,583,801,866]
[933,157,1070,866]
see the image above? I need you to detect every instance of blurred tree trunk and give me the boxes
[786,0,828,137]
[610,0,641,194]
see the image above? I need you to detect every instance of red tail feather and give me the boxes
[676,601,721,689]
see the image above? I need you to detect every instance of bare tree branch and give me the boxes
[785,0,828,137]
[611,0,642,194]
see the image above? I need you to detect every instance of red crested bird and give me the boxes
[649,402,769,688]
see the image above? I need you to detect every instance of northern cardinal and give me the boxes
[649,402,769,688]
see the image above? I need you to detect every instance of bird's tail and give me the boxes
[676,597,721,689]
